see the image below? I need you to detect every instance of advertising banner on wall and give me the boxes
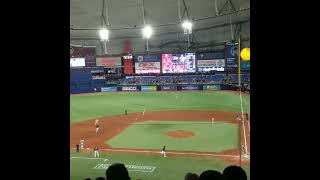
[135,62,161,74]
[225,42,238,71]
[70,58,85,67]
[203,85,221,90]
[96,57,121,67]
[122,86,137,91]
[197,59,225,67]
[123,55,134,74]
[180,85,200,90]
[197,52,225,72]
[134,55,161,62]
[134,54,161,74]
[141,86,157,91]
[197,52,225,60]
[101,86,117,92]
[70,47,96,67]
[161,86,177,91]
[241,61,250,71]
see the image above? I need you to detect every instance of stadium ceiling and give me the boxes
[70,0,250,55]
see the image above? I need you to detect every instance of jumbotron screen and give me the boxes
[162,53,196,73]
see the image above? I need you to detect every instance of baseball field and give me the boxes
[70,91,250,180]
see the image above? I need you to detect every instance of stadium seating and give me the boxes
[118,73,249,85]
[70,70,250,93]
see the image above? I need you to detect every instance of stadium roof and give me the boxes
[70,0,250,55]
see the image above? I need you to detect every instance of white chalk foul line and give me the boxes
[71,157,108,161]
[97,148,240,158]
[71,148,241,158]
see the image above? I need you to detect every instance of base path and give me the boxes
[71,110,250,165]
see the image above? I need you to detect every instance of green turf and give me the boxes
[70,151,250,180]
[106,121,239,153]
[70,91,250,123]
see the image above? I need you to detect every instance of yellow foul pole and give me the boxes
[238,36,241,86]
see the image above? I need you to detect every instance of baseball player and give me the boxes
[236,115,241,121]
[211,117,215,126]
[94,146,99,158]
[142,109,145,116]
[95,119,100,133]
[160,145,167,157]
[76,144,80,152]
[241,144,246,155]
[80,140,85,149]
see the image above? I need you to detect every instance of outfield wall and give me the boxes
[70,84,239,94]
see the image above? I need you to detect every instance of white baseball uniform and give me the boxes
[80,140,84,149]
[94,147,99,157]
[95,120,100,133]
[161,147,167,157]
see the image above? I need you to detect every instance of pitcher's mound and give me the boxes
[167,130,194,138]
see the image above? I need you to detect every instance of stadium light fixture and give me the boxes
[99,28,109,41]
[142,25,153,39]
[182,20,192,34]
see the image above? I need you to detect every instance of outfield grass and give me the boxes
[106,121,239,152]
[70,91,250,123]
[70,151,250,180]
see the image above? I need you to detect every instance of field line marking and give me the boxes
[239,90,248,155]
[71,148,240,158]
[127,170,155,173]
[70,157,107,161]
[95,148,240,158]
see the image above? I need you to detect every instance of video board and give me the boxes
[162,53,196,73]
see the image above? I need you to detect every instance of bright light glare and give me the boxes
[99,28,109,41]
[142,25,153,39]
[182,20,192,34]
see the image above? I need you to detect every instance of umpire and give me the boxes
[76,144,80,152]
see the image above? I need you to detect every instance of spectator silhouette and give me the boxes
[199,170,225,180]
[95,177,105,180]
[105,163,130,180]
[84,178,91,180]
[223,166,247,180]
[185,172,199,180]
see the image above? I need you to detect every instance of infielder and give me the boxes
[94,146,99,158]
[95,119,100,133]
[211,117,215,126]
[237,115,241,121]
[80,140,85,149]
[160,146,167,157]
[142,108,145,116]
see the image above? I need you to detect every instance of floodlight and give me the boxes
[142,25,153,39]
[99,28,109,41]
[182,20,192,34]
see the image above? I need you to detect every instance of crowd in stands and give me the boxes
[84,163,247,180]
[119,74,225,85]
[118,74,250,85]
[91,71,250,86]
[92,74,122,80]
